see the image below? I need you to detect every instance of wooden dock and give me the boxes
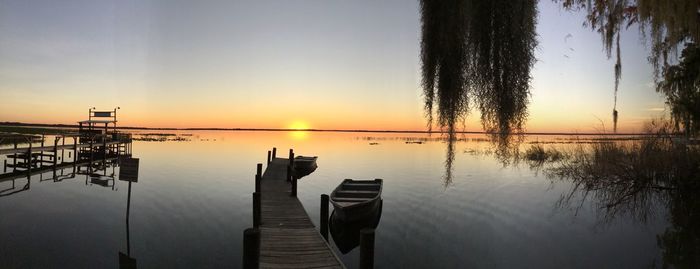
[254,157,344,269]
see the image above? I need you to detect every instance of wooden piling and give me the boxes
[3,159,6,173]
[360,228,376,269]
[40,134,44,168]
[255,163,262,193]
[26,145,32,175]
[53,138,58,166]
[89,138,94,168]
[266,151,271,164]
[253,192,261,228]
[102,135,107,166]
[242,227,260,269]
[272,147,276,159]
[320,194,329,241]
[291,173,297,197]
[12,142,17,172]
[287,150,295,182]
[61,136,65,162]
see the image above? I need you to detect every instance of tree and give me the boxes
[559,0,700,133]
[657,44,700,137]
[419,0,700,138]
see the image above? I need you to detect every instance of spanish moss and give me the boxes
[560,0,700,132]
[420,0,538,145]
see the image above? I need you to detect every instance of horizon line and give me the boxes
[0,121,655,136]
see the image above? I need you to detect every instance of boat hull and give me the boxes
[332,198,382,222]
[293,156,318,179]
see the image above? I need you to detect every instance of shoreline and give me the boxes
[0,121,655,136]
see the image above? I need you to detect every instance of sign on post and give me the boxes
[119,158,139,182]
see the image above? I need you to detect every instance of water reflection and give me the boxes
[0,157,140,268]
[119,158,139,269]
[443,134,455,186]
[329,200,383,254]
[538,131,700,267]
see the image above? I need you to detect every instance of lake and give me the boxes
[0,131,672,268]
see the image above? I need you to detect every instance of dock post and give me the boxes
[267,151,271,165]
[40,134,45,168]
[255,163,262,193]
[53,138,58,166]
[26,145,32,175]
[3,159,6,173]
[12,142,17,172]
[61,136,65,163]
[243,227,260,269]
[291,173,297,197]
[253,192,261,228]
[102,135,107,167]
[272,147,276,159]
[320,194,329,241]
[360,228,376,269]
[287,150,294,182]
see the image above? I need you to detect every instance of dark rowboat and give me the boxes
[294,156,318,178]
[329,178,383,222]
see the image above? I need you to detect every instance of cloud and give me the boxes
[646,107,665,112]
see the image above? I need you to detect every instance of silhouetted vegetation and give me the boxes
[419,0,537,144]
[656,43,700,137]
[538,120,700,267]
[0,126,73,135]
[524,143,564,162]
[559,0,700,133]
[548,120,699,217]
[132,133,192,142]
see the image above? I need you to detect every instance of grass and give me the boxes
[547,120,700,221]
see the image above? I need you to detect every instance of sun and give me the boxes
[289,121,310,130]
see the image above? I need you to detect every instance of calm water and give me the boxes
[0,131,671,268]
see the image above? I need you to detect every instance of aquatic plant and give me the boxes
[548,119,700,222]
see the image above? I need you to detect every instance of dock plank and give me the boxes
[258,158,344,269]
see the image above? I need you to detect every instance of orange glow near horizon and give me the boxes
[288,120,310,130]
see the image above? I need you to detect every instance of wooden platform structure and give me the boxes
[250,150,345,269]
[1,108,132,176]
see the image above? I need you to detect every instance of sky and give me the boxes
[0,0,668,133]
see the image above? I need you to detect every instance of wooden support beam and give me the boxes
[243,228,260,269]
[255,163,262,193]
[321,194,329,241]
[360,228,375,269]
[253,192,261,228]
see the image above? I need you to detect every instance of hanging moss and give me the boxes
[559,0,700,132]
[420,0,538,144]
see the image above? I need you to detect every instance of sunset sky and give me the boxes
[0,0,667,133]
